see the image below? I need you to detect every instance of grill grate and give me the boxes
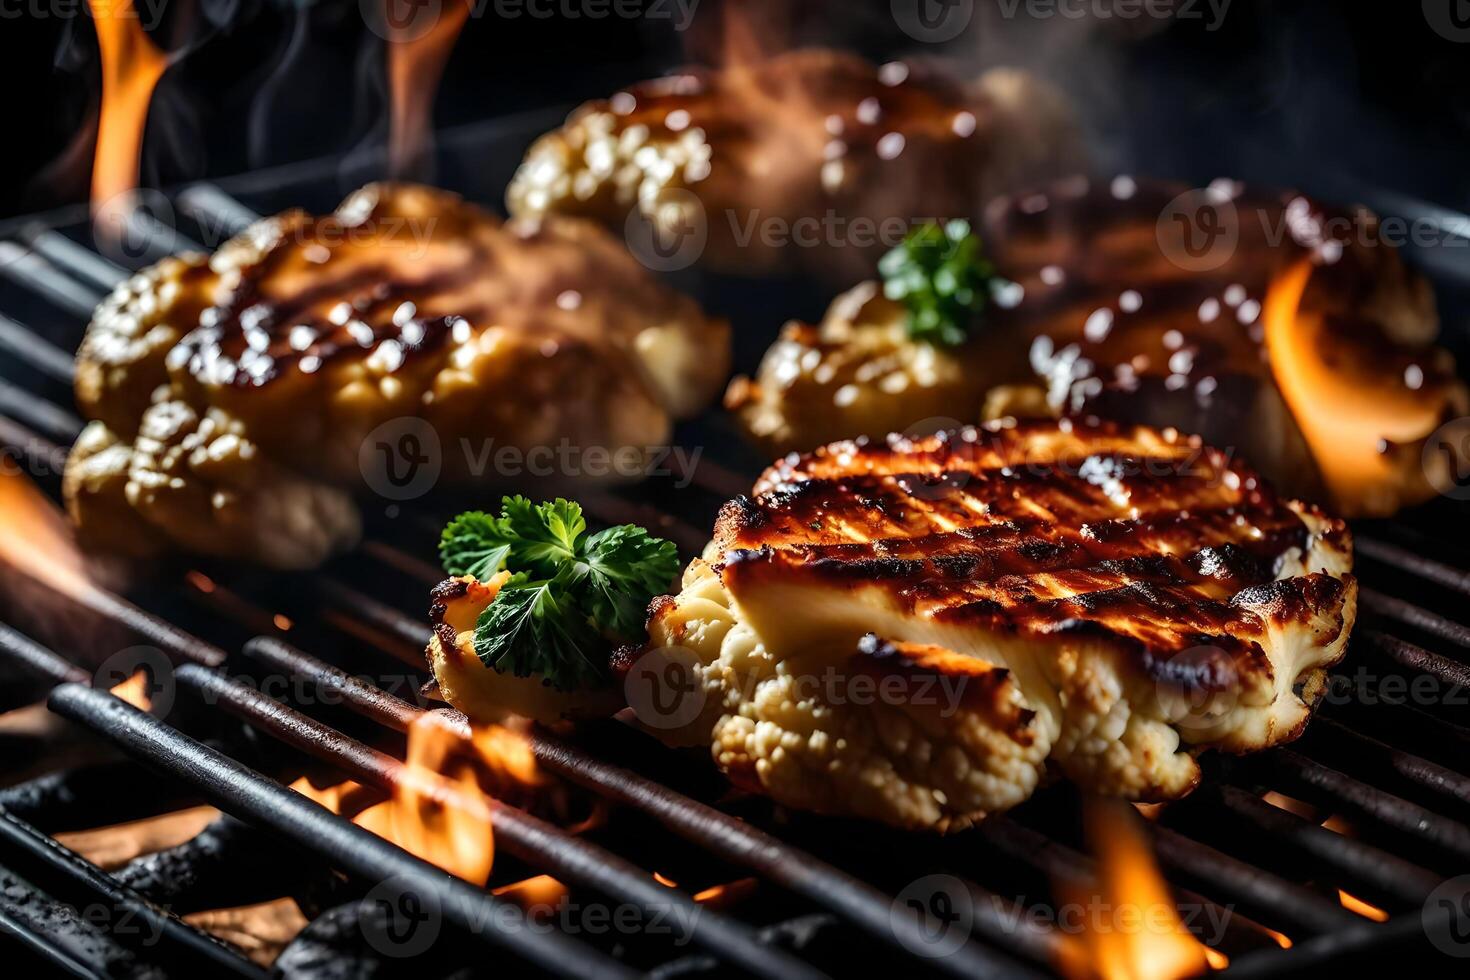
[0,132,1468,977]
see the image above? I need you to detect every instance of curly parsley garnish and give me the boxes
[878,219,996,347]
[440,497,679,692]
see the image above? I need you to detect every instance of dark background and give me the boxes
[1,0,1468,222]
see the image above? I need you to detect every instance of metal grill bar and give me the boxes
[1204,784,1442,905]
[14,228,127,292]
[0,242,103,317]
[1360,587,1470,651]
[46,683,640,980]
[0,622,89,685]
[0,314,75,382]
[238,639,1059,971]
[1356,535,1470,597]
[1145,823,1363,937]
[1356,630,1470,691]
[0,906,109,980]
[174,663,835,980]
[0,807,266,978]
[1262,749,1470,863]
[1,178,1467,976]
[1311,716,1470,809]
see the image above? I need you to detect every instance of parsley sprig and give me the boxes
[878,219,996,347]
[440,498,679,692]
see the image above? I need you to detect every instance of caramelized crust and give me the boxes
[720,419,1351,670]
[728,175,1464,515]
[508,49,1082,281]
[636,420,1356,828]
[66,182,729,568]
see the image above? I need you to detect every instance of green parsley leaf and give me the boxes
[878,219,997,348]
[577,524,681,641]
[439,511,514,579]
[501,496,586,575]
[471,573,608,692]
[440,497,680,692]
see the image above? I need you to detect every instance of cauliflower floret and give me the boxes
[426,574,623,726]
[65,396,361,570]
[75,254,212,438]
[641,560,1052,832]
[725,282,1024,457]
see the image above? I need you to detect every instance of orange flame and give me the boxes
[1057,799,1214,980]
[85,0,169,236]
[108,668,153,711]
[493,874,568,910]
[386,0,471,177]
[0,468,94,599]
[290,713,543,886]
[1263,259,1461,511]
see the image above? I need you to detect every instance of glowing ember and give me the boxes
[290,713,543,886]
[55,805,218,870]
[84,0,169,240]
[1260,927,1293,949]
[386,0,471,177]
[653,872,678,888]
[693,877,759,908]
[184,898,310,968]
[1057,799,1214,980]
[1337,889,1389,922]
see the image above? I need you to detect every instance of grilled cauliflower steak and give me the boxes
[638,420,1356,830]
[65,183,729,567]
[65,405,361,569]
[729,177,1465,516]
[508,49,1082,281]
[428,573,623,725]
